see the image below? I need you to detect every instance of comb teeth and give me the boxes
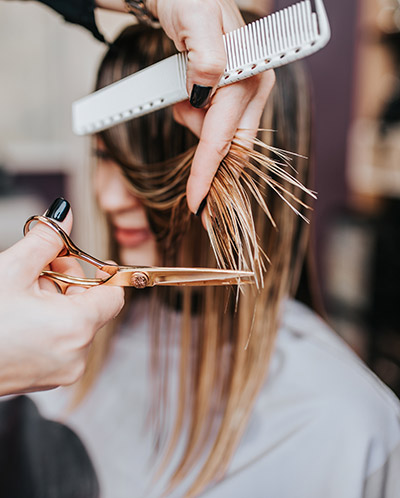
[225,0,318,71]
[72,0,330,135]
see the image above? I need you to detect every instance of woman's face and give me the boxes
[94,139,157,267]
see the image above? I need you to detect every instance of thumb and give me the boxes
[4,198,73,285]
[185,19,226,109]
[182,1,244,108]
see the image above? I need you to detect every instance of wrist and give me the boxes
[124,0,160,27]
[145,0,158,18]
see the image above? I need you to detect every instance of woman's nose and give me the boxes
[95,162,140,213]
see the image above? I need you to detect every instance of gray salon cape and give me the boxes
[31,299,400,497]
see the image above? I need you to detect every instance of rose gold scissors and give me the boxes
[24,215,254,293]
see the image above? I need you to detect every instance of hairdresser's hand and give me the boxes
[0,199,124,396]
[147,0,276,214]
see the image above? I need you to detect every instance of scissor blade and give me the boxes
[153,269,254,287]
[103,267,254,288]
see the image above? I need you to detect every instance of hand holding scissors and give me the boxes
[24,215,254,294]
[0,200,125,395]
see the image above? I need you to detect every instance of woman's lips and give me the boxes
[113,226,152,248]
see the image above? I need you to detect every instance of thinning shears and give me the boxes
[24,215,254,294]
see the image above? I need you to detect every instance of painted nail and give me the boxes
[190,85,212,109]
[45,198,70,222]
[195,197,207,217]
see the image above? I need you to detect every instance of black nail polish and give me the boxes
[195,197,207,217]
[45,198,70,222]
[190,85,212,109]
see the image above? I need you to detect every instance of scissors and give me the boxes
[24,215,254,294]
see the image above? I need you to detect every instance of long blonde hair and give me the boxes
[78,20,314,497]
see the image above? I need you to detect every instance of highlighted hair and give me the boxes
[75,21,315,497]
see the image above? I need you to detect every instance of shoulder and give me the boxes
[278,299,400,418]
[251,299,400,470]
[221,302,400,496]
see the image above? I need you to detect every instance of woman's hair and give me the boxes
[77,18,314,497]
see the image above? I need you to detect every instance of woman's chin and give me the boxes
[119,239,157,267]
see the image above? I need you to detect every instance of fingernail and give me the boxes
[195,197,207,217]
[45,198,70,221]
[190,85,212,109]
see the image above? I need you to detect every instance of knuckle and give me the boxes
[61,359,87,386]
[27,225,61,253]
[207,139,231,160]
[191,53,226,78]
[216,143,231,161]
[68,313,86,336]
[75,317,96,347]
[98,288,125,321]
[61,310,93,348]
[183,0,220,21]
[28,227,53,246]
[191,139,231,182]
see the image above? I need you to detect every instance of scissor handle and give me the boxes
[39,270,105,294]
[24,215,111,270]
[23,215,119,294]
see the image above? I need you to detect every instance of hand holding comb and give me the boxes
[72,0,331,135]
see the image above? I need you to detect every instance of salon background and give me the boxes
[1,0,400,395]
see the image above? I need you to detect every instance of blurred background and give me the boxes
[1,0,399,395]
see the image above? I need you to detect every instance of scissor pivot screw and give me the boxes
[130,272,149,289]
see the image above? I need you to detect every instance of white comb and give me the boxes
[72,0,330,135]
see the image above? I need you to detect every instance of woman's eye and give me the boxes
[94,149,113,161]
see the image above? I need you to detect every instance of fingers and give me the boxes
[68,262,124,332]
[2,198,73,287]
[50,255,87,296]
[173,101,205,138]
[185,1,243,105]
[183,3,226,106]
[155,0,275,213]
[185,81,257,214]
[157,0,243,107]
[235,72,276,132]
[186,72,275,213]
[70,284,125,332]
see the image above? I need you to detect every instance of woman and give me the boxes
[0,0,271,400]
[28,22,400,498]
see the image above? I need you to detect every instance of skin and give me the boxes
[0,0,273,396]
[96,0,276,213]
[0,210,124,396]
[94,142,157,267]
